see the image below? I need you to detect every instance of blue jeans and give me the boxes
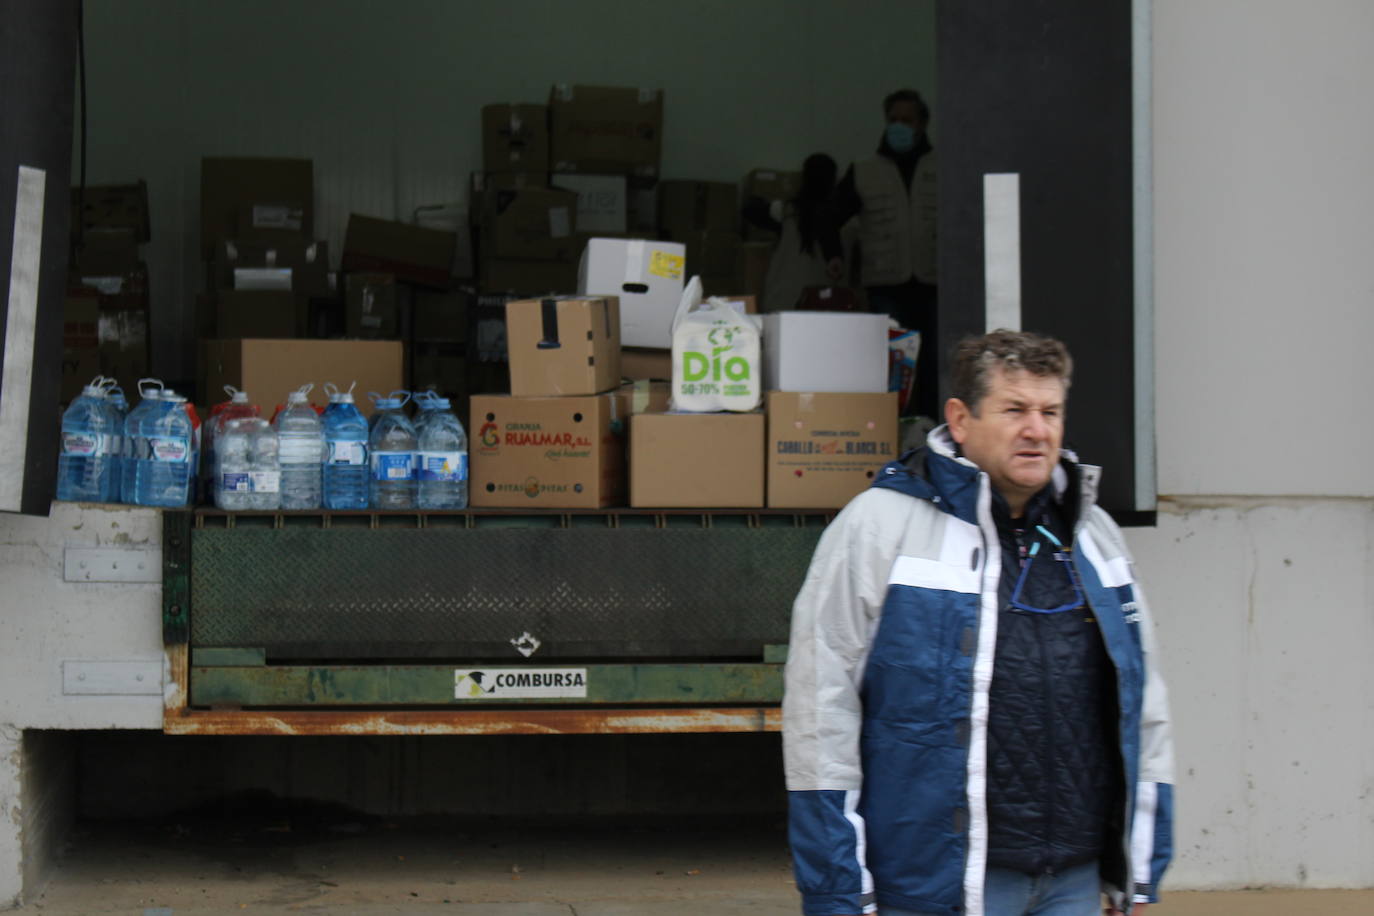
[879,860,1102,916]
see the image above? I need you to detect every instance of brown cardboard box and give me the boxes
[482,104,549,173]
[413,288,469,341]
[682,230,744,279]
[548,84,664,178]
[342,214,456,289]
[482,187,579,261]
[766,392,898,508]
[620,347,671,381]
[62,288,102,404]
[470,171,545,226]
[658,180,738,236]
[620,380,670,414]
[201,339,404,416]
[742,168,801,242]
[215,290,298,339]
[71,182,150,242]
[481,257,579,295]
[200,157,312,256]
[344,273,399,339]
[470,391,628,508]
[629,412,764,508]
[72,228,141,276]
[210,239,330,297]
[505,296,621,397]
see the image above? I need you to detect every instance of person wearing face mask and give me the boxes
[820,88,938,418]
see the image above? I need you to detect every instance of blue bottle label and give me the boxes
[62,432,105,457]
[328,440,367,465]
[417,452,468,482]
[371,452,414,481]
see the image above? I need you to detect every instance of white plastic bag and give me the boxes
[670,276,762,412]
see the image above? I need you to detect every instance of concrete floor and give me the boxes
[10,815,1373,915]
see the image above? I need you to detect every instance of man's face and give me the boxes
[886,100,925,131]
[945,368,1066,514]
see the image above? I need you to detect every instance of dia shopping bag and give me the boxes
[670,276,762,412]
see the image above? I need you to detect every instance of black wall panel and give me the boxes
[937,0,1139,513]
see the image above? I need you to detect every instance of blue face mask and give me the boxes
[885,121,917,153]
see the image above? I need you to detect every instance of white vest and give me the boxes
[854,151,937,286]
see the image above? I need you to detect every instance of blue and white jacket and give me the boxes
[783,427,1174,915]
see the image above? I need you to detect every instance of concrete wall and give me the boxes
[76,0,938,380]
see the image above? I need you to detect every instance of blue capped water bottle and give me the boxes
[134,387,194,507]
[368,390,416,510]
[55,376,118,503]
[123,379,164,503]
[322,382,369,510]
[104,382,129,502]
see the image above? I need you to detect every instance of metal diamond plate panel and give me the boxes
[190,528,822,660]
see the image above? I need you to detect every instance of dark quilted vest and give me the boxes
[985,488,1124,875]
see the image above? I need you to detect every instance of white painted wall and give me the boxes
[1152,0,1374,498]
[76,0,938,380]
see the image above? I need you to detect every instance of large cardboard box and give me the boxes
[682,230,744,295]
[658,181,738,236]
[412,341,467,406]
[344,273,399,339]
[71,181,151,243]
[766,392,898,508]
[214,290,297,340]
[578,237,686,348]
[470,171,544,226]
[201,339,404,416]
[505,296,621,396]
[551,174,628,234]
[211,238,330,297]
[470,392,627,508]
[629,412,764,508]
[549,84,664,178]
[414,203,475,281]
[342,214,456,289]
[200,157,312,256]
[481,187,579,261]
[742,168,801,242]
[482,103,549,173]
[763,311,891,392]
[481,258,580,295]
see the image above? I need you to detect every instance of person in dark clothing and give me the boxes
[743,153,845,312]
[821,88,939,417]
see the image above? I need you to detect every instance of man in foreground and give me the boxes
[783,330,1174,915]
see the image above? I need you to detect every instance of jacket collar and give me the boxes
[870,424,1102,529]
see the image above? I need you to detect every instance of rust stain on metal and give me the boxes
[163,706,780,736]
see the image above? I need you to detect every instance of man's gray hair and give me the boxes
[949,329,1073,415]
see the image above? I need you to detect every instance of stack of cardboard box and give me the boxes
[196,157,407,411]
[657,180,743,295]
[470,296,627,508]
[64,181,153,402]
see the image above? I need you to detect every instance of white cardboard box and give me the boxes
[763,311,891,392]
[551,174,628,234]
[578,237,686,348]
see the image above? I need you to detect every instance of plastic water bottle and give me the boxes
[104,383,129,502]
[203,387,260,502]
[215,417,280,511]
[417,395,468,510]
[412,390,439,439]
[322,383,370,510]
[123,379,164,504]
[134,388,194,507]
[56,377,118,502]
[275,385,324,509]
[368,390,416,510]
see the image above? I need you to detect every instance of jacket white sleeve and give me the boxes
[783,490,905,915]
[1096,509,1176,905]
